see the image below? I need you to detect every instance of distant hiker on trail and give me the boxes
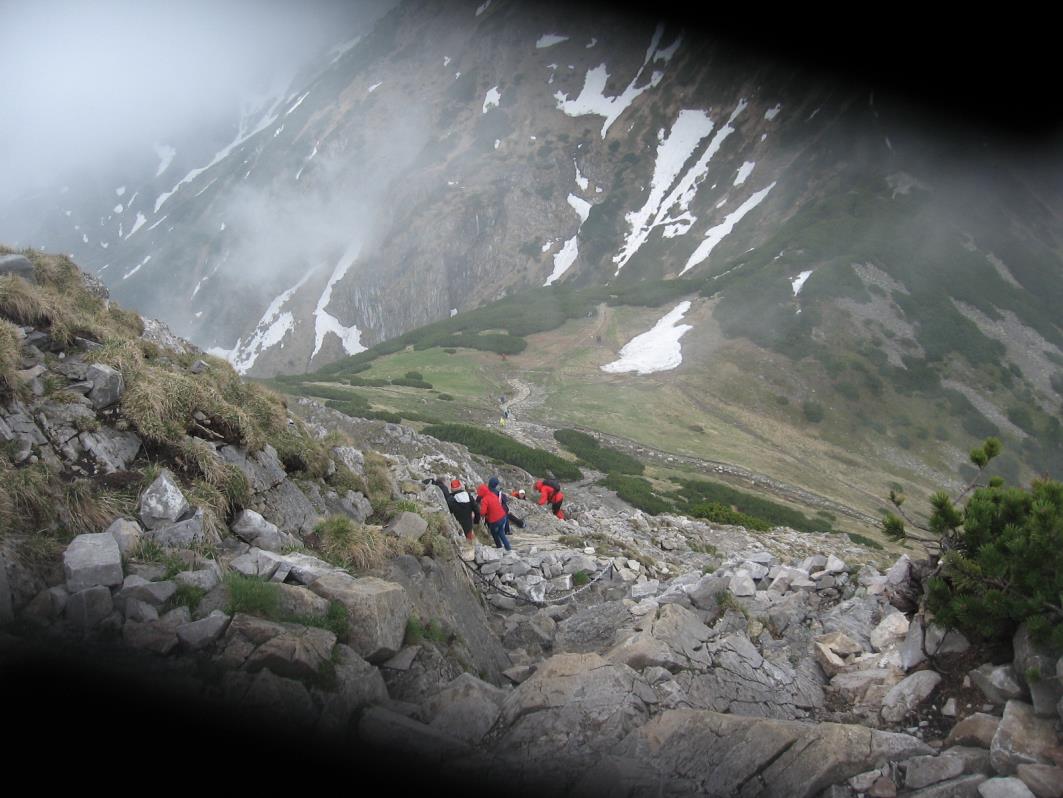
[488,475,525,537]
[534,478,566,520]
[424,477,480,541]
[477,482,512,550]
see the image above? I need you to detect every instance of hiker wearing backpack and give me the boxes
[534,478,566,520]
[424,477,480,541]
[488,476,525,537]
[476,482,512,551]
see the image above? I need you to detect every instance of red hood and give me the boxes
[476,484,489,498]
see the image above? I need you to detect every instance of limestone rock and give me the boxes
[1013,624,1063,719]
[316,643,389,736]
[64,532,123,593]
[85,363,123,409]
[138,470,189,530]
[1015,764,1063,798]
[978,778,1038,798]
[65,585,113,630]
[231,509,297,552]
[245,624,336,682]
[904,753,969,789]
[972,664,1027,706]
[872,612,911,653]
[80,428,141,473]
[148,508,215,548]
[309,572,409,663]
[422,672,509,745]
[104,518,142,558]
[385,511,428,541]
[948,714,1004,749]
[882,670,942,724]
[175,611,230,651]
[991,701,1060,775]
[123,619,179,654]
[173,568,220,592]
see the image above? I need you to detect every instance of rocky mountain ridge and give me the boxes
[2,255,1061,797]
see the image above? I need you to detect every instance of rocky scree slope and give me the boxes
[2,256,1062,796]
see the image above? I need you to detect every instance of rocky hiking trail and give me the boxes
[2,258,1062,797]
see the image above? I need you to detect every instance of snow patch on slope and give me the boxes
[734,161,755,186]
[681,182,776,275]
[601,301,693,374]
[544,194,594,286]
[125,213,147,239]
[791,269,814,295]
[536,34,569,48]
[482,86,501,113]
[313,244,367,359]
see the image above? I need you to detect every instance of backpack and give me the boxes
[543,478,561,493]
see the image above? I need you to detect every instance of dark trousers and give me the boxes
[488,519,511,550]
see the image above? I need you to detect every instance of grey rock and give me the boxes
[309,572,409,663]
[631,579,660,599]
[174,568,220,592]
[189,359,209,374]
[228,548,281,580]
[159,606,192,630]
[252,478,320,537]
[422,672,509,745]
[357,706,471,762]
[219,444,286,494]
[687,574,728,611]
[882,670,942,724]
[104,518,142,558]
[978,778,1038,798]
[276,583,330,619]
[971,664,1027,706]
[554,601,634,654]
[904,753,968,789]
[906,775,988,798]
[139,470,189,529]
[65,586,114,630]
[562,554,597,575]
[64,532,124,592]
[385,511,428,541]
[383,646,421,671]
[316,644,389,736]
[79,428,141,473]
[124,597,159,623]
[948,714,1003,749]
[926,624,972,656]
[902,616,929,670]
[1013,624,1063,719]
[990,701,1059,775]
[231,668,317,728]
[504,613,557,651]
[331,446,365,477]
[245,624,336,682]
[176,611,230,651]
[1015,763,1063,798]
[148,508,215,548]
[117,576,176,607]
[85,363,123,409]
[0,254,35,281]
[871,612,910,653]
[122,619,179,654]
[231,509,297,552]
[729,573,757,597]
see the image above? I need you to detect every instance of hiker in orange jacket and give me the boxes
[534,478,565,520]
[476,483,512,551]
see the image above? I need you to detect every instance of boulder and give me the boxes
[65,586,113,630]
[826,554,847,573]
[831,669,904,704]
[244,624,337,682]
[116,576,176,608]
[631,579,660,599]
[1013,624,1063,719]
[881,670,942,723]
[904,753,969,789]
[85,363,124,409]
[138,470,189,530]
[990,701,1060,775]
[687,574,728,611]
[176,611,230,651]
[309,572,409,663]
[978,778,1038,798]
[316,644,389,736]
[231,509,297,552]
[1015,764,1063,798]
[926,623,972,656]
[906,775,988,797]
[147,508,214,548]
[104,518,142,558]
[872,613,911,653]
[63,532,123,593]
[729,573,757,597]
[384,511,428,541]
[123,597,159,623]
[173,568,220,592]
[554,601,633,654]
[584,707,933,798]
[228,548,281,580]
[80,428,141,473]
[422,672,509,745]
[972,664,1027,706]
[122,620,179,654]
[948,714,1004,749]
[275,583,330,619]
[0,254,35,281]
[228,668,317,728]
[357,706,471,762]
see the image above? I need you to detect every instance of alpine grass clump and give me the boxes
[314,515,390,571]
[553,428,644,475]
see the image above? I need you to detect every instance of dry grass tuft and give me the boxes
[314,515,391,571]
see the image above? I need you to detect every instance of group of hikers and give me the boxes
[424,475,566,551]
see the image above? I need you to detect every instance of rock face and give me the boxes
[575,709,933,798]
[309,573,409,663]
[63,533,124,593]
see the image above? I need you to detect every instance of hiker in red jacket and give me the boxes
[534,478,566,520]
[476,483,512,551]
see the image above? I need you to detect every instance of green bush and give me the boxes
[553,428,644,475]
[676,478,830,533]
[802,400,825,423]
[422,424,581,480]
[599,474,671,515]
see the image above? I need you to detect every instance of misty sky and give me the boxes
[0,0,393,203]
